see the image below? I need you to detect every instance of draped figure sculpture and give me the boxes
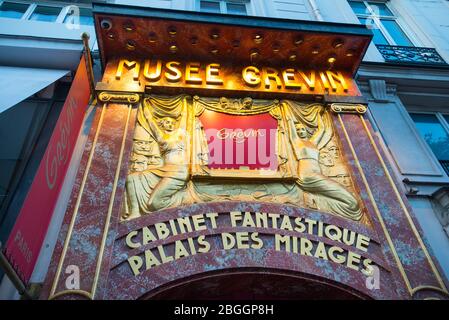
[284,101,362,221]
[126,95,193,216]
[123,95,363,223]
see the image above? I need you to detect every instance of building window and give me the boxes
[348,1,413,46]
[199,0,249,15]
[28,5,61,22]
[0,1,29,19]
[410,113,449,176]
[0,2,94,26]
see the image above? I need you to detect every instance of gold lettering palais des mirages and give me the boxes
[122,94,366,225]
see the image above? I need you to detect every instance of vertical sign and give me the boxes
[3,56,91,282]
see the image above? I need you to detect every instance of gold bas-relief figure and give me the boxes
[284,101,362,220]
[122,95,362,222]
[123,96,198,220]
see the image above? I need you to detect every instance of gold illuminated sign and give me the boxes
[125,211,374,277]
[108,59,358,96]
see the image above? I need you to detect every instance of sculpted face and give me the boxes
[147,154,162,166]
[242,97,253,109]
[328,145,339,159]
[337,174,351,187]
[134,140,151,153]
[319,151,333,166]
[218,97,229,109]
[131,154,148,172]
[160,117,176,132]
[295,123,309,139]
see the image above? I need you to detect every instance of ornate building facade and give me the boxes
[0,0,448,300]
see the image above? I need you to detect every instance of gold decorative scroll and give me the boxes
[97,91,140,103]
[122,94,363,222]
[192,95,279,115]
[330,103,367,114]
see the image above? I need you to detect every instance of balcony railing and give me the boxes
[376,45,447,66]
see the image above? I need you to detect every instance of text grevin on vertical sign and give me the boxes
[4,57,91,282]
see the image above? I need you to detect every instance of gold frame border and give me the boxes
[49,103,107,299]
[49,289,92,300]
[338,114,413,295]
[359,115,448,295]
[49,103,132,300]
[91,104,132,298]
[411,285,449,298]
[339,113,448,298]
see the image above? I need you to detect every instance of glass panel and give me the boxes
[382,19,413,46]
[368,2,393,16]
[411,114,449,161]
[227,3,247,15]
[63,7,93,26]
[0,2,29,19]
[348,1,368,15]
[29,5,61,22]
[444,115,449,127]
[79,8,93,25]
[0,100,50,209]
[359,17,389,45]
[200,1,221,13]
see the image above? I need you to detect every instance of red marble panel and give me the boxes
[336,112,449,300]
[40,102,138,300]
[40,104,449,301]
[104,201,398,300]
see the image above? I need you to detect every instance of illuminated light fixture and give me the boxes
[312,46,320,55]
[289,53,297,61]
[100,19,112,30]
[232,39,240,48]
[168,26,177,36]
[250,48,260,60]
[327,54,337,64]
[126,40,136,51]
[210,30,220,40]
[333,39,345,48]
[169,44,178,53]
[190,36,198,45]
[294,36,304,45]
[107,32,115,40]
[253,34,263,44]
[210,47,219,55]
[272,42,280,53]
[123,22,134,32]
[148,32,157,43]
[346,49,356,57]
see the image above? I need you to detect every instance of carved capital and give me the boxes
[330,103,367,115]
[369,79,389,102]
[97,91,140,104]
[432,188,449,238]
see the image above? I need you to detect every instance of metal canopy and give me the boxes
[93,2,372,75]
